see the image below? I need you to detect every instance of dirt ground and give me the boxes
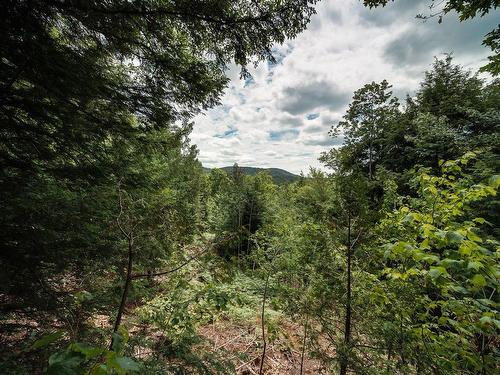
[198,319,331,375]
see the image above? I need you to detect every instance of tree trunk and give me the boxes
[480,333,486,375]
[340,212,352,375]
[300,315,309,375]
[246,200,253,254]
[259,274,270,375]
[110,236,133,350]
[368,142,373,180]
[237,206,241,268]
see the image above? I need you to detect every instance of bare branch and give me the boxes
[131,244,212,279]
[116,180,130,240]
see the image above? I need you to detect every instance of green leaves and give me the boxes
[490,174,500,188]
[428,266,449,280]
[471,274,487,288]
[324,79,401,179]
[110,330,126,354]
[47,350,86,375]
[466,230,482,243]
[106,354,141,375]
[376,154,499,373]
[74,291,93,305]
[445,231,465,244]
[46,340,141,375]
[69,343,104,360]
[479,315,500,330]
[467,261,483,271]
[30,331,64,350]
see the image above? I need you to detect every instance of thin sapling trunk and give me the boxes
[259,274,270,375]
[340,211,352,375]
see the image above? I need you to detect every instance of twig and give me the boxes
[236,356,261,371]
[215,330,247,351]
[131,245,211,279]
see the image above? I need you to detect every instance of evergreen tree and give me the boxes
[324,80,400,179]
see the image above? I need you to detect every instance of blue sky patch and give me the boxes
[215,129,239,138]
[269,129,299,141]
[244,76,255,88]
[306,113,320,120]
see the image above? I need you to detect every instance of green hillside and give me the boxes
[204,166,300,183]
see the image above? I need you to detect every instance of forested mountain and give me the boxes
[204,166,300,183]
[1,1,499,375]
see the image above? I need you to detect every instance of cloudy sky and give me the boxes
[191,0,498,174]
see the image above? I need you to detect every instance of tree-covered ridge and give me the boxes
[1,1,499,374]
[203,165,300,184]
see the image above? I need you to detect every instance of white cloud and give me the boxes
[192,0,494,174]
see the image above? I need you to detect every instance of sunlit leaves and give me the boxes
[46,331,141,374]
[376,153,499,372]
[30,331,64,351]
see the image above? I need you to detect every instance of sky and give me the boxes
[191,0,498,175]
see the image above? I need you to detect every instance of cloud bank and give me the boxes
[192,0,495,174]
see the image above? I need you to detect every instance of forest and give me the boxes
[1,1,499,374]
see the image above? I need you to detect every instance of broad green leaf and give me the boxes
[111,327,129,353]
[107,353,141,375]
[437,316,448,325]
[74,291,93,305]
[489,175,500,188]
[421,254,440,264]
[420,238,431,250]
[47,351,86,375]
[471,274,487,288]
[111,332,124,353]
[446,231,464,244]
[403,212,421,223]
[478,316,500,329]
[426,185,438,196]
[69,342,103,359]
[467,261,482,271]
[466,230,482,243]
[422,223,435,238]
[440,258,461,268]
[428,266,448,280]
[459,241,478,256]
[449,285,468,294]
[89,365,108,375]
[46,362,80,375]
[30,330,63,350]
[115,356,141,373]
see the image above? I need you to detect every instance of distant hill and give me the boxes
[203,166,300,184]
